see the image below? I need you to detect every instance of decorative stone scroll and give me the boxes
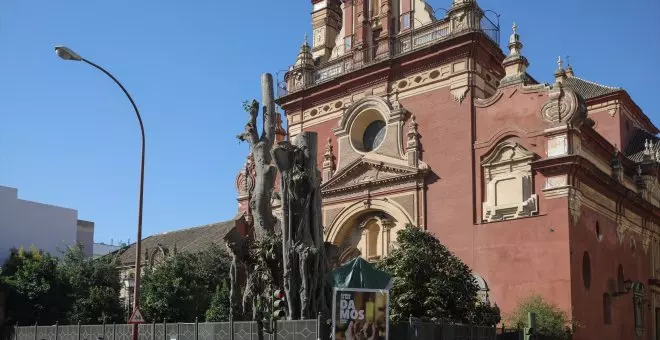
[540,83,587,127]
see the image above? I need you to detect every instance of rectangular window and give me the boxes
[402,13,411,30]
[344,36,352,51]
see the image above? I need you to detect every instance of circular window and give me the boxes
[582,251,591,289]
[362,121,386,152]
[349,108,387,153]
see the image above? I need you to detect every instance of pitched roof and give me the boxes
[625,128,660,163]
[93,243,122,258]
[563,76,621,100]
[115,220,234,266]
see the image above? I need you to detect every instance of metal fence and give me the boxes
[3,320,500,340]
[2,320,319,340]
[495,328,522,340]
[390,320,497,340]
[4,321,320,340]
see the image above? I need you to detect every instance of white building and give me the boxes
[0,185,94,264]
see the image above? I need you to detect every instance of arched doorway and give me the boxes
[326,199,413,265]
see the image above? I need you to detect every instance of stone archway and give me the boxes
[326,198,413,264]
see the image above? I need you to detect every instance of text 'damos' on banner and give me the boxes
[332,288,389,340]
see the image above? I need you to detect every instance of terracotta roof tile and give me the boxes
[115,220,234,266]
[625,128,660,163]
[563,77,621,100]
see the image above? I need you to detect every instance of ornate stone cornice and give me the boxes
[474,82,547,108]
[534,155,660,223]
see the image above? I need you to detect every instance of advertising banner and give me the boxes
[332,288,389,340]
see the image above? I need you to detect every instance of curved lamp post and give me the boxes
[55,46,146,330]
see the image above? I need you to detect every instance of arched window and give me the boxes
[582,252,591,289]
[603,293,612,325]
[595,221,603,242]
[367,222,380,260]
[632,282,646,337]
[618,265,625,292]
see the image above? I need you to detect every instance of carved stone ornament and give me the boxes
[642,231,652,254]
[616,222,629,246]
[235,154,256,197]
[540,83,587,127]
[569,189,582,226]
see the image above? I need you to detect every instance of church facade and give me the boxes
[234,0,660,338]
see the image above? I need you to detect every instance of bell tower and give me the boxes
[311,0,343,63]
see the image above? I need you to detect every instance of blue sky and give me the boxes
[1,0,658,245]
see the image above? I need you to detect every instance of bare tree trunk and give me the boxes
[238,74,277,240]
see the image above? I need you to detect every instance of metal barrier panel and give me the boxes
[176,324,194,340]
[36,326,56,340]
[164,324,177,340]
[231,321,255,340]
[80,325,104,340]
[58,325,78,340]
[276,320,316,340]
[152,325,164,340]
[16,326,34,340]
[103,325,114,340]
[137,324,151,340]
[209,323,231,340]
[113,325,132,340]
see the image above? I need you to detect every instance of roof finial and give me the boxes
[499,21,529,87]
[554,56,567,83]
[294,33,314,68]
[565,55,574,77]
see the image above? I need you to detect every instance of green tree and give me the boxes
[506,295,572,340]
[205,282,231,322]
[58,245,123,323]
[140,244,230,322]
[376,225,500,325]
[0,247,68,325]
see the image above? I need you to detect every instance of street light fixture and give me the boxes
[54,46,83,61]
[55,45,146,334]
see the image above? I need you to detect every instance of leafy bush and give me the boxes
[205,282,231,322]
[506,295,572,340]
[376,225,500,325]
[140,243,230,322]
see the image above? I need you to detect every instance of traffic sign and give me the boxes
[128,308,146,324]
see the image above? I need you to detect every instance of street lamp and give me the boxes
[55,45,146,331]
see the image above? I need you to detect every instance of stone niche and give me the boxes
[482,142,538,222]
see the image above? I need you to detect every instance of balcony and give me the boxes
[277,12,500,99]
